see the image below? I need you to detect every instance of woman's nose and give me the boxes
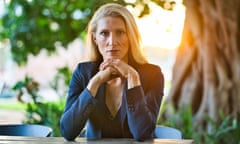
[108,33,117,45]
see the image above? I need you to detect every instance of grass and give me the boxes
[0,99,26,110]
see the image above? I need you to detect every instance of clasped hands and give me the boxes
[99,59,129,81]
[87,59,141,97]
[98,59,140,88]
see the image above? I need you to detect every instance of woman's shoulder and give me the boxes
[74,61,100,74]
[137,63,162,73]
[137,63,164,92]
[76,61,99,68]
[136,63,164,79]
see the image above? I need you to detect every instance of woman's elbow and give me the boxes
[132,130,153,142]
[60,123,77,141]
[60,116,78,141]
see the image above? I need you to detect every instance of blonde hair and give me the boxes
[86,3,148,65]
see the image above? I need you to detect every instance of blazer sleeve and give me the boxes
[125,65,164,141]
[60,63,98,141]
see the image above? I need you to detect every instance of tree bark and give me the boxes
[167,0,240,124]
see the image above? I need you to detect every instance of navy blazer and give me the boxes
[60,61,164,141]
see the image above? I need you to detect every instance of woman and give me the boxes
[60,3,164,141]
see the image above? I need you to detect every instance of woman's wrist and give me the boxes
[87,76,101,97]
[127,69,140,89]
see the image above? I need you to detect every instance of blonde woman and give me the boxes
[60,3,164,141]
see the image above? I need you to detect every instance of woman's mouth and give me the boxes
[107,50,119,54]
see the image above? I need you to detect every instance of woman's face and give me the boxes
[93,16,129,61]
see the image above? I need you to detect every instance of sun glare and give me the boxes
[127,1,186,95]
[136,1,185,50]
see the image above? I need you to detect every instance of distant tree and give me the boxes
[0,0,122,65]
[0,0,175,65]
[167,0,240,124]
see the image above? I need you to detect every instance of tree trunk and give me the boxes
[167,0,240,124]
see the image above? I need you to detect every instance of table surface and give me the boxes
[0,136,194,144]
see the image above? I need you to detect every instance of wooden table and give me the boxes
[0,136,194,144]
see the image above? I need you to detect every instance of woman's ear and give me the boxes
[92,33,98,47]
[92,33,96,42]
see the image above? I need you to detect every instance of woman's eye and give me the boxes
[100,31,109,36]
[117,30,125,36]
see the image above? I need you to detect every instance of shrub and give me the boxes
[158,103,240,144]
[12,66,71,136]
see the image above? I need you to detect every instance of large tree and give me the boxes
[167,0,240,124]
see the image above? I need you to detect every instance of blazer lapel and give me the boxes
[92,83,106,138]
[120,80,128,127]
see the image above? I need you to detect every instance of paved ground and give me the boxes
[0,109,25,124]
[0,97,25,124]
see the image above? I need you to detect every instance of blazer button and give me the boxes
[128,106,135,111]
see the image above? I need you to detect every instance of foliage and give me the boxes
[158,103,240,144]
[24,101,65,136]
[202,112,240,144]
[12,75,40,103]
[49,66,72,100]
[12,66,72,136]
[0,0,176,65]
[0,0,124,65]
